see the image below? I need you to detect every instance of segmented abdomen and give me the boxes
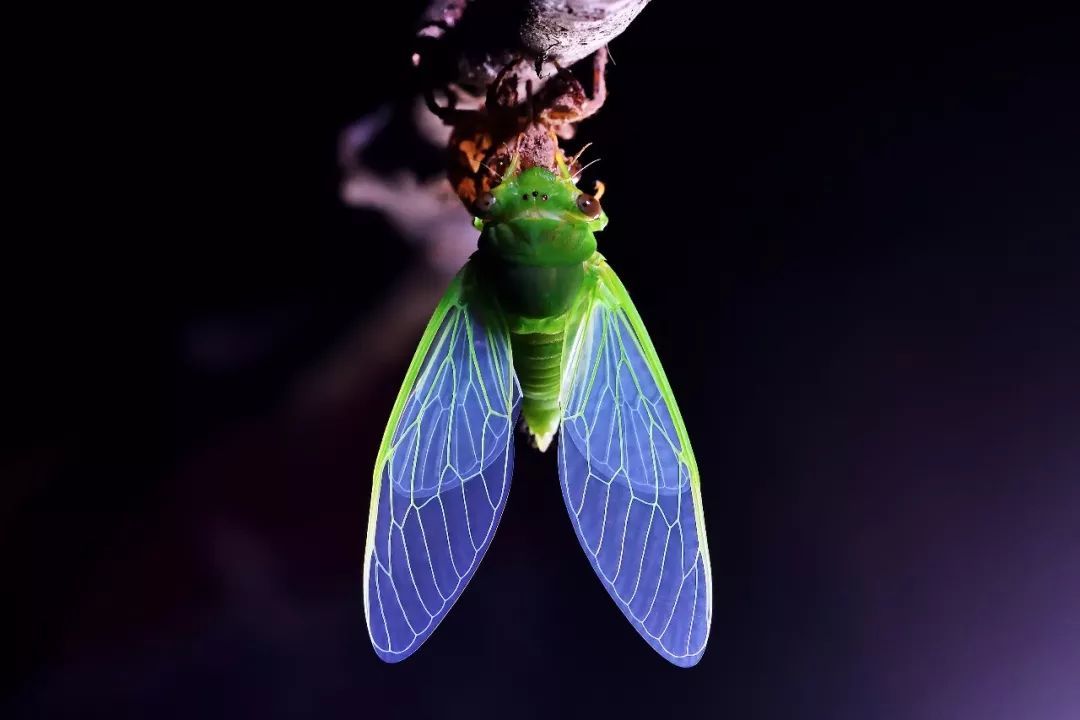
[511,328,565,444]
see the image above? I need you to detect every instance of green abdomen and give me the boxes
[474,251,582,448]
[510,327,565,446]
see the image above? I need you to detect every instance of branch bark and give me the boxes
[416,0,652,91]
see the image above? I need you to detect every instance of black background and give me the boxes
[7,3,1080,718]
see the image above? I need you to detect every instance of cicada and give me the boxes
[362,149,712,666]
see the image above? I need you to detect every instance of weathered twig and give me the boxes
[416,0,651,92]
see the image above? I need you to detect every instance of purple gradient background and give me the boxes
[7,3,1079,719]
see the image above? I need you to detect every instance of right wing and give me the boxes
[557,258,712,667]
[364,264,521,662]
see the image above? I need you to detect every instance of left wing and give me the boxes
[364,265,521,662]
[557,258,712,667]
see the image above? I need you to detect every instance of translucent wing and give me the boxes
[558,259,712,667]
[364,264,520,662]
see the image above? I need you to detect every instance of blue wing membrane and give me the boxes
[558,267,711,667]
[366,288,521,662]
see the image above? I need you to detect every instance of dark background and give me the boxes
[7,3,1079,718]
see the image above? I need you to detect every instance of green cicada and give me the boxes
[363,154,712,667]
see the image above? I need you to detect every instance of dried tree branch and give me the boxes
[416,0,652,91]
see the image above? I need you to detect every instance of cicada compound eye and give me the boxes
[475,191,497,216]
[576,193,602,219]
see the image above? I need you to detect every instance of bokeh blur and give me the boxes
[7,3,1079,718]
